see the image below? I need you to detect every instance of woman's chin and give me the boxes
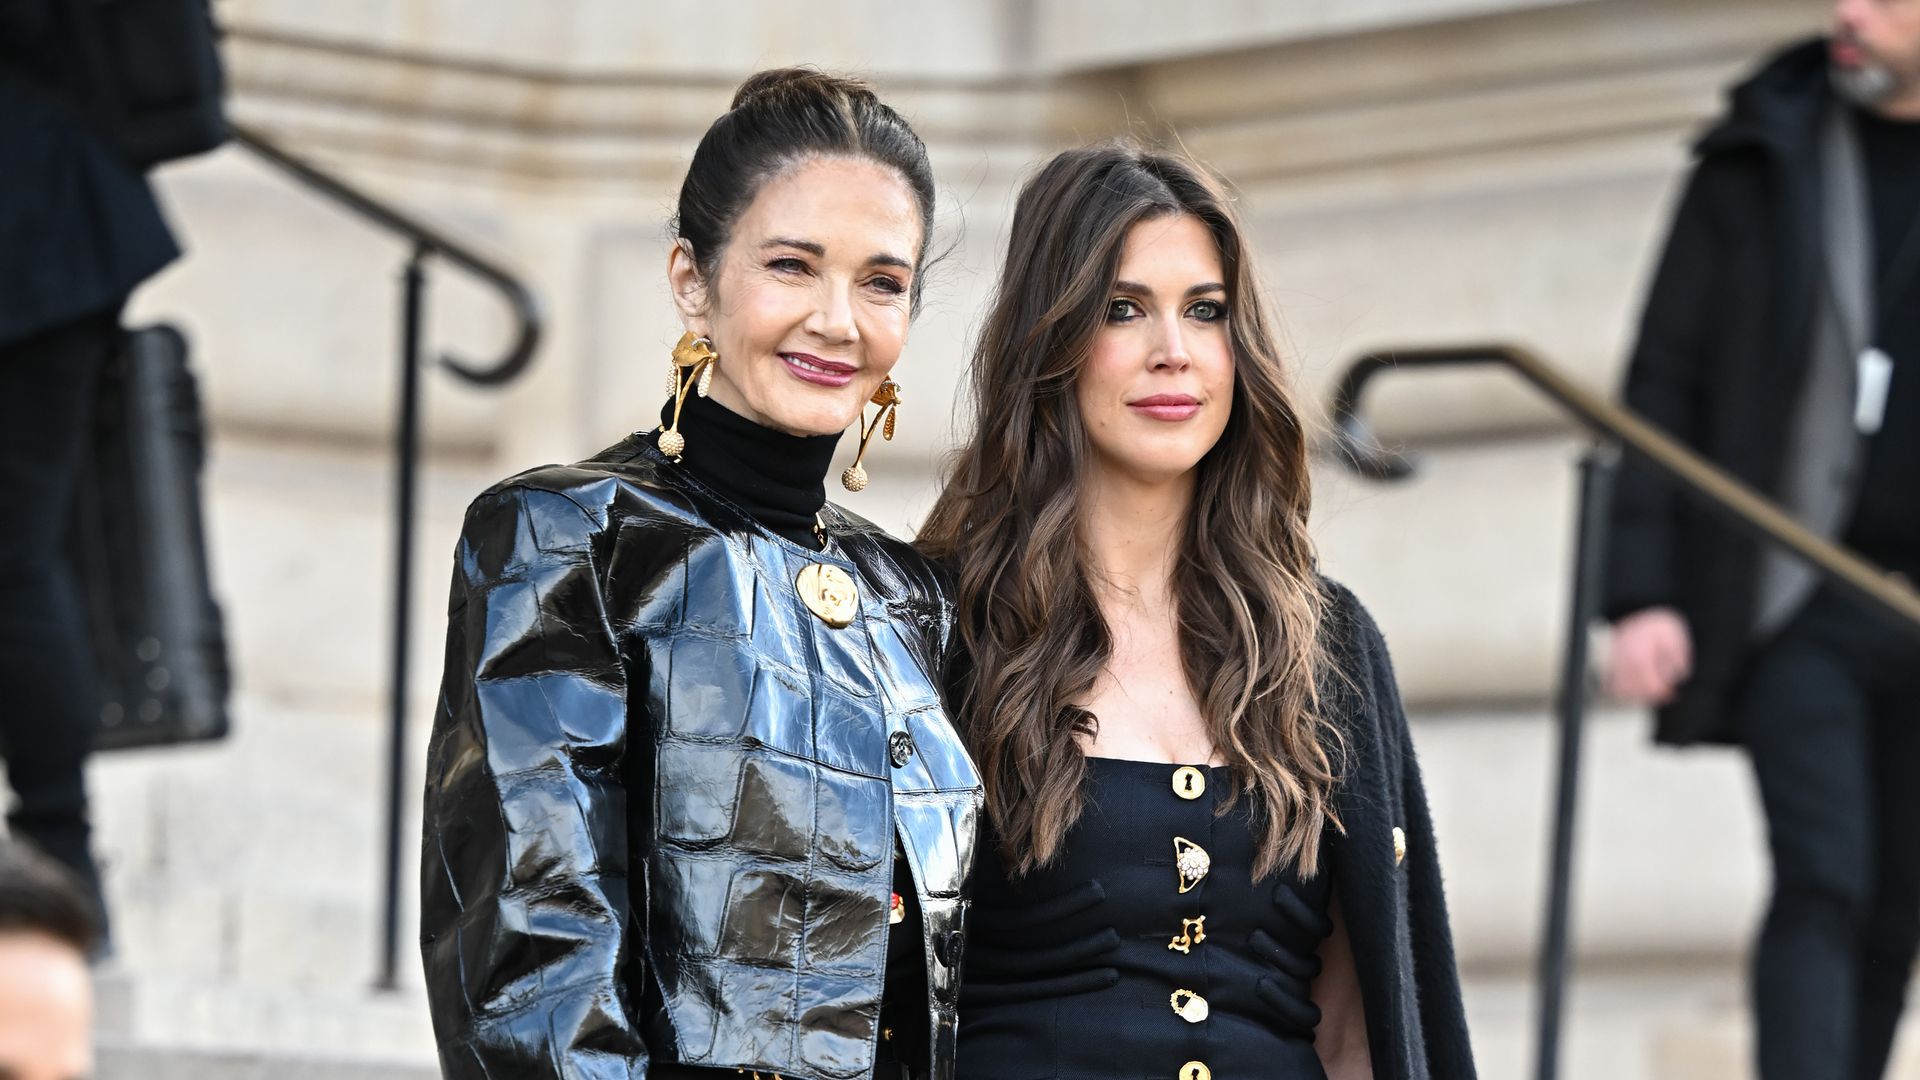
[755,399,861,439]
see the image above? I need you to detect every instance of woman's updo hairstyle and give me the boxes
[674,67,938,314]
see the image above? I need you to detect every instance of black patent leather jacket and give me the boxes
[419,437,983,1080]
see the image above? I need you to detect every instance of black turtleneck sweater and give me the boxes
[657,391,842,549]
[649,390,928,1074]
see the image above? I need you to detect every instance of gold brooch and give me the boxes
[1174,837,1210,894]
[1167,915,1207,954]
[795,563,858,628]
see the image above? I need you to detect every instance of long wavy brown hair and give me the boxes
[917,143,1341,880]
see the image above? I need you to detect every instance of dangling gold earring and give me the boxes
[841,378,902,492]
[657,331,717,460]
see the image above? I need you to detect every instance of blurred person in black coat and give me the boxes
[1604,2,1920,1077]
[0,0,181,935]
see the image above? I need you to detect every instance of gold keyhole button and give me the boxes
[1180,1063,1212,1080]
[1170,988,1210,1023]
[1172,766,1206,800]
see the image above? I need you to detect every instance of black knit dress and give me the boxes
[958,758,1332,1080]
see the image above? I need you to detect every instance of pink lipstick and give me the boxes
[1128,393,1201,422]
[781,352,857,388]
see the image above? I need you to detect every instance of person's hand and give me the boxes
[1605,606,1692,706]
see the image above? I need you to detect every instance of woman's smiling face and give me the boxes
[669,155,924,437]
[1075,213,1236,488]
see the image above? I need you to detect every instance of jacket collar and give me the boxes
[1697,37,1832,159]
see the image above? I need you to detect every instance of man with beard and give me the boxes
[1605,1,1920,1077]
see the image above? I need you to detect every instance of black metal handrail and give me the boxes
[229,120,545,991]
[1325,344,1920,1080]
[230,123,541,384]
[1329,345,1920,629]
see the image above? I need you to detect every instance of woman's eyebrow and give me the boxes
[763,237,911,272]
[1111,279,1227,298]
[762,236,826,256]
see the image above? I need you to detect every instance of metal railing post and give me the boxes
[229,122,544,990]
[1533,445,1619,1080]
[376,244,430,991]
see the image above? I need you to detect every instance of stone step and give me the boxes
[1461,961,1920,1080]
[1413,705,1764,967]
[91,962,1920,1080]
[93,973,436,1066]
[95,1042,438,1080]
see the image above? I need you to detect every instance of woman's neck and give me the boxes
[1080,466,1194,610]
[660,392,844,547]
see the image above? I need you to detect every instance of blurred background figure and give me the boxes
[0,840,99,1080]
[1605,1,1920,1077]
[0,0,187,941]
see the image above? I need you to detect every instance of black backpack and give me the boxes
[67,0,228,168]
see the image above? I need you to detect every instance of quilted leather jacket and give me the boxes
[419,436,983,1080]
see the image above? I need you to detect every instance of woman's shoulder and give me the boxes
[461,436,703,542]
[1316,574,1390,667]
[824,501,955,608]
[1315,574,1411,749]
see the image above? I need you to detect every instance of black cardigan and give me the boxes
[1317,579,1477,1080]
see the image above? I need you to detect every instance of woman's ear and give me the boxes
[667,240,710,334]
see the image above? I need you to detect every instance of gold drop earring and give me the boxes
[840,378,902,492]
[657,331,717,460]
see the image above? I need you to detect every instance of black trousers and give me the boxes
[1739,585,1920,1080]
[0,309,114,928]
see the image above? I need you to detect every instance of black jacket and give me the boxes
[1320,582,1476,1080]
[0,2,178,345]
[419,437,984,1080]
[1603,38,1835,745]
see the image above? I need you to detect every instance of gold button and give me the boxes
[1172,766,1206,800]
[1170,988,1210,1023]
[1180,1063,1212,1080]
[1393,826,1407,866]
[1174,836,1211,893]
[1168,915,1207,954]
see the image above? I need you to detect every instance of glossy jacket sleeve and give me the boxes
[419,485,651,1078]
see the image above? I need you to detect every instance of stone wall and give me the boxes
[135,0,1826,707]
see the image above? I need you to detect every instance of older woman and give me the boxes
[419,69,981,1080]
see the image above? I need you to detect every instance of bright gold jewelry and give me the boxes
[657,332,717,460]
[796,563,859,628]
[1170,988,1210,1023]
[1173,836,1210,894]
[1171,766,1206,800]
[1167,915,1207,954]
[840,378,902,492]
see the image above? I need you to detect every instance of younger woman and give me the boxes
[919,144,1474,1080]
